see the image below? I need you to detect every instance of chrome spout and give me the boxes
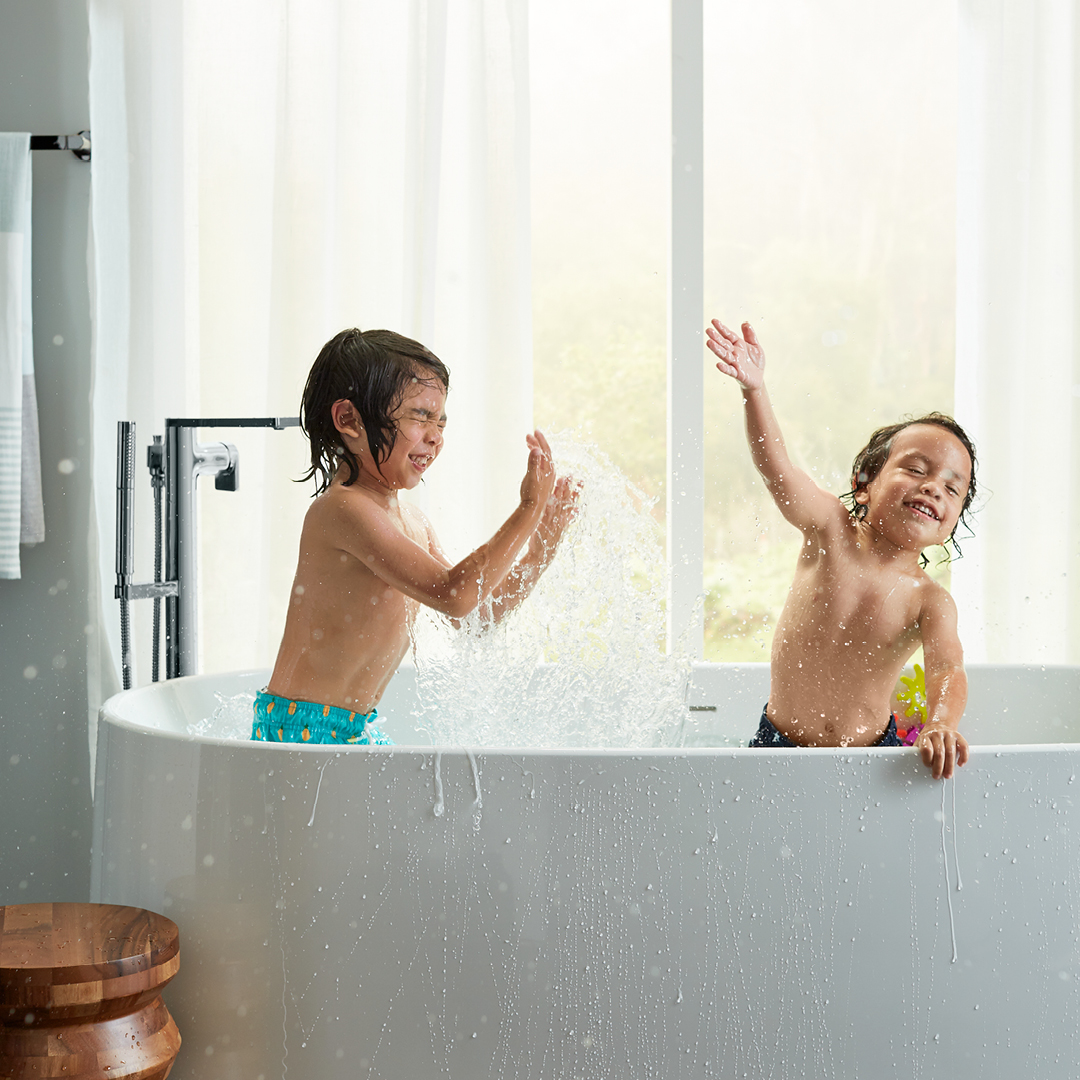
[114,415,299,686]
[163,416,299,679]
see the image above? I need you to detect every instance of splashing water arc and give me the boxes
[409,434,693,749]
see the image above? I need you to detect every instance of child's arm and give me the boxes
[483,475,579,623]
[706,319,841,532]
[334,432,556,618]
[914,586,970,780]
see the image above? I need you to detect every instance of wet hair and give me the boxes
[841,412,977,560]
[299,328,449,493]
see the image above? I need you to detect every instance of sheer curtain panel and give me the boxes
[87,0,532,746]
[954,0,1080,664]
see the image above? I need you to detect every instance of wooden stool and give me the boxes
[0,903,181,1080]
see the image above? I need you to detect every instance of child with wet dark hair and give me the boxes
[254,328,576,747]
[845,412,977,563]
[707,317,974,779]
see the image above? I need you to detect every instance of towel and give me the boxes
[0,132,41,578]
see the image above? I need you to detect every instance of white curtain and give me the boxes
[87,0,532,730]
[954,0,1080,664]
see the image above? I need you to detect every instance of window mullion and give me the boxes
[667,0,704,658]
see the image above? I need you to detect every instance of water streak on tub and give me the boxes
[466,750,483,830]
[940,780,959,963]
[514,758,536,799]
[280,934,291,1076]
[306,757,332,827]
[432,752,444,817]
[952,776,963,890]
[466,751,483,808]
[261,769,273,834]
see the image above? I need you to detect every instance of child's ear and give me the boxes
[853,479,869,505]
[331,399,363,439]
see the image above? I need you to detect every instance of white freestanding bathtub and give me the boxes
[92,664,1080,1080]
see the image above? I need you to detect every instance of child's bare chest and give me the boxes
[790,555,923,649]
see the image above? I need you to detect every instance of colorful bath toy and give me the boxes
[895,662,927,744]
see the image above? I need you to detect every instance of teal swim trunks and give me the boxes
[250,690,394,746]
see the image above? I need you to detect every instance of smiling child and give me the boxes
[707,317,975,779]
[253,328,576,746]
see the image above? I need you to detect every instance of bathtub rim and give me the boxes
[98,663,1080,755]
[95,682,1080,760]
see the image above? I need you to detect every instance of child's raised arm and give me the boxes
[484,473,579,623]
[706,318,838,533]
[332,431,556,619]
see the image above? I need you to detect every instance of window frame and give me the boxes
[667,0,705,658]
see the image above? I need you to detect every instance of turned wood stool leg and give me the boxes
[0,903,182,1080]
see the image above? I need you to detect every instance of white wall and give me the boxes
[0,0,94,904]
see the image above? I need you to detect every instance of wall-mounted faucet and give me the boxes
[115,416,300,688]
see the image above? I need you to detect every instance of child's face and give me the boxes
[855,424,972,552]
[367,379,447,491]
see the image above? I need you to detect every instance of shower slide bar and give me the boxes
[29,131,91,162]
[115,415,300,689]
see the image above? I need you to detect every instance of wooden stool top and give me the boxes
[0,903,180,1018]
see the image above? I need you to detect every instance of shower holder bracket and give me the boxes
[114,415,300,687]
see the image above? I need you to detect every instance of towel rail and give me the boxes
[29,131,91,162]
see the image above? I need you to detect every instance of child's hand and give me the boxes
[914,722,969,780]
[529,475,580,564]
[520,430,557,511]
[706,318,765,390]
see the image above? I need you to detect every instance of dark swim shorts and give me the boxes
[749,705,902,748]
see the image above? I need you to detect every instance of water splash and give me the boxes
[187,690,255,739]
[409,435,692,748]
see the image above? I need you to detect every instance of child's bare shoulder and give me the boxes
[399,499,433,533]
[300,482,385,545]
[916,570,957,611]
[398,500,444,556]
[805,494,860,543]
[912,570,960,636]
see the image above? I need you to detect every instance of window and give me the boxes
[531,0,669,518]
[532,0,957,661]
[702,0,957,660]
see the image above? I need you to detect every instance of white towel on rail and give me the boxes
[0,132,37,578]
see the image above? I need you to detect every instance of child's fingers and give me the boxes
[707,335,741,374]
[919,728,965,780]
[743,322,760,348]
[956,736,969,769]
[710,317,740,343]
[706,336,728,362]
[714,357,745,384]
[948,733,969,775]
[556,477,581,517]
[706,331,737,358]
[706,331,732,355]
[532,429,553,458]
[918,730,943,778]
[919,736,935,771]
[940,740,956,780]
[526,430,554,471]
